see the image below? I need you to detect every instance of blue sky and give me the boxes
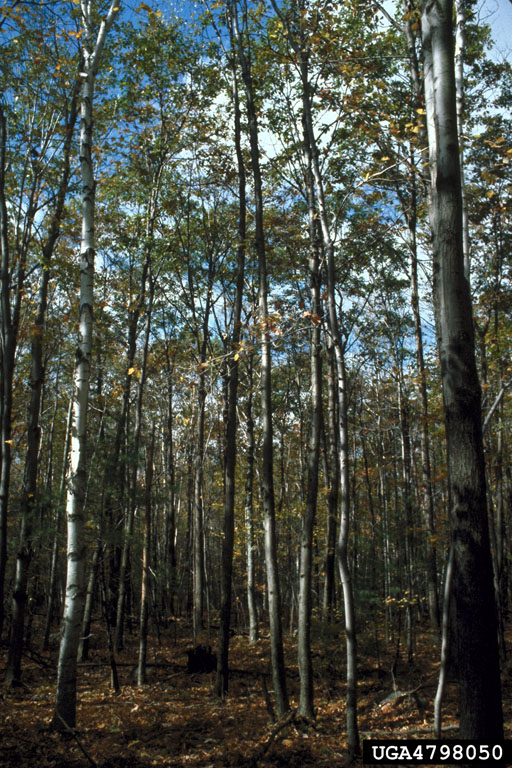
[479,0,512,59]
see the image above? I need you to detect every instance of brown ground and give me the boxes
[1,617,511,767]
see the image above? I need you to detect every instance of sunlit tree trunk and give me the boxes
[6,88,78,684]
[454,0,470,279]
[322,344,338,620]
[52,0,120,730]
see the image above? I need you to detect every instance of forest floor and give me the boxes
[1,616,512,768]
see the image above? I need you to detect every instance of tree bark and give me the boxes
[52,0,120,729]
[0,105,18,640]
[44,397,73,650]
[215,34,246,697]
[244,354,258,645]
[322,344,338,620]
[421,0,504,739]
[231,0,288,715]
[6,86,78,684]
[137,427,154,686]
[297,103,322,719]
[293,30,360,756]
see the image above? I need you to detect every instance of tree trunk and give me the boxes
[295,34,360,757]
[298,107,322,719]
[322,344,338,620]
[115,267,154,651]
[409,208,440,630]
[52,0,120,729]
[215,36,246,697]
[44,397,73,650]
[232,0,289,716]
[137,428,154,686]
[0,104,17,641]
[421,0,504,739]
[6,86,78,683]
[244,355,258,645]
[335,343,360,760]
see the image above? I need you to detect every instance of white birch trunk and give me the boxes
[53,0,120,729]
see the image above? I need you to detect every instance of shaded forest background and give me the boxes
[0,0,511,762]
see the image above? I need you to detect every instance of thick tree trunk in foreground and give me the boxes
[53,0,120,730]
[421,0,503,740]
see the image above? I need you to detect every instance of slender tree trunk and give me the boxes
[294,36,360,757]
[244,355,258,645]
[163,338,177,618]
[335,344,360,760]
[192,359,206,639]
[78,533,102,663]
[215,39,246,697]
[421,0,503,739]
[6,88,78,683]
[137,427,154,686]
[400,161,440,631]
[232,0,288,716]
[322,344,338,620]
[113,168,162,648]
[397,380,415,662]
[44,397,73,650]
[434,545,454,737]
[52,0,120,729]
[0,105,17,641]
[298,113,322,718]
[115,269,154,650]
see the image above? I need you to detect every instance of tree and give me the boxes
[421,0,504,739]
[215,14,246,696]
[52,0,120,730]
[231,0,289,716]
[6,82,79,685]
